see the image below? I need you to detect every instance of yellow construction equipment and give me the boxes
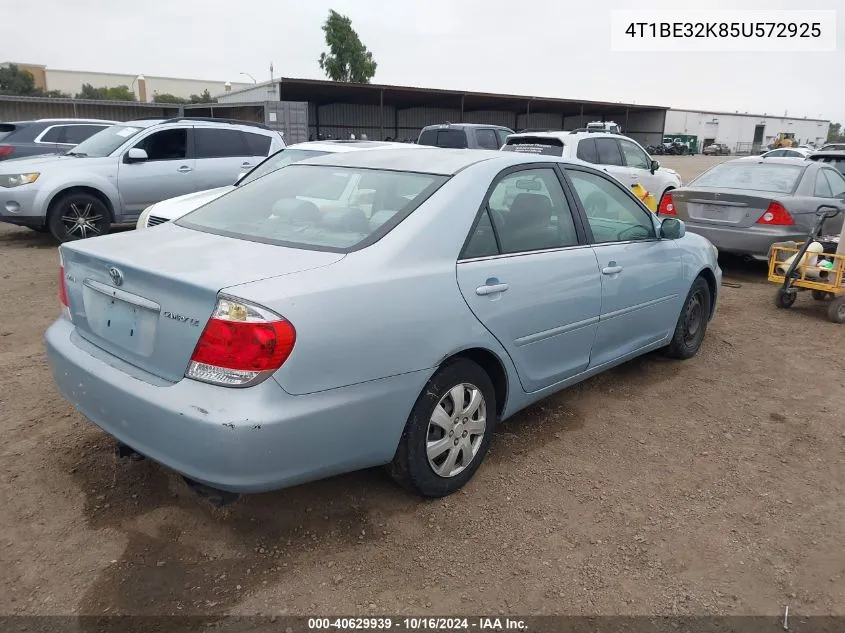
[631,183,657,212]
[771,132,796,149]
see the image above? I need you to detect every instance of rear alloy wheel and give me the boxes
[48,192,111,242]
[389,359,496,498]
[827,296,845,324]
[775,288,797,309]
[664,277,711,359]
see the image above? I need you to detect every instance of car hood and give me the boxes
[0,154,79,169]
[147,186,233,220]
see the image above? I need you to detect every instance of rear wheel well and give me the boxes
[48,186,115,222]
[697,268,718,319]
[442,348,508,417]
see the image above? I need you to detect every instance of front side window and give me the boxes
[567,169,656,243]
[475,129,500,150]
[619,139,651,169]
[195,128,250,158]
[134,128,188,161]
[70,124,144,157]
[177,165,447,251]
[595,138,623,166]
[483,168,579,254]
[244,132,272,156]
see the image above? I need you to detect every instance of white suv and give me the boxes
[0,117,284,241]
[502,131,681,204]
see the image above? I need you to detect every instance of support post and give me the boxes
[380,89,384,140]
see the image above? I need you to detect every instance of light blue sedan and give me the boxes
[46,148,721,500]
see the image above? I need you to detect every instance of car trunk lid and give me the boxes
[61,223,344,382]
[670,188,782,228]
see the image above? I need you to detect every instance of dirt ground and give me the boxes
[1,155,843,620]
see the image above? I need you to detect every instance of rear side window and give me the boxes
[475,129,500,150]
[39,126,64,143]
[814,169,833,197]
[501,136,564,156]
[576,138,598,163]
[595,138,623,166]
[417,129,468,149]
[195,128,250,158]
[0,124,15,142]
[823,169,845,197]
[177,165,448,251]
[244,132,272,156]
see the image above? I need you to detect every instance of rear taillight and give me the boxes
[0,145,13,158]
[658,192,676,215]
[756,201,794,226]
[186,296,296,387]
[59,257,71,320]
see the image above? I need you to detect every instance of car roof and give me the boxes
[421,123,512,130]
[297,146,596,176]
[287,140,424,153]
[506,130,621,142]
[810,150,845,157]
[5,118,117,125]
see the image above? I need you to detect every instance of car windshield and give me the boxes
[238,148,331,185]
[691,162,804,193]
[501,137,565,156]
[177,164,448,251]
[68,124,145,157]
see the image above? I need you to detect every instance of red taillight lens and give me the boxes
[658,192,676,215]
[756,201,794,226]
[187,297,296,387]
[0,145,13,158]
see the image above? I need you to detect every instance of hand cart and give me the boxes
[767,204,845,323]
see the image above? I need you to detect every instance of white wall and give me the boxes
[44,69,252,102]
[216,82,280,104]
[665,109,829,151]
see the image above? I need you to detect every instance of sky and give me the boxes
[6,0,844,124]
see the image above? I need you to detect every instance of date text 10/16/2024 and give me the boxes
[308,618,527,631]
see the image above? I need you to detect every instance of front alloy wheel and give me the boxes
[426,383,487,478]
[48,193,111,242]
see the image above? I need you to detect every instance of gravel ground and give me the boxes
[1,155,843,619]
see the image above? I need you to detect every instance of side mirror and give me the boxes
[650,159,659,174]
[660,217,685,240]
[125,148,148,163]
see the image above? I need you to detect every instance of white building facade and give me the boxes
[665,109,829,153]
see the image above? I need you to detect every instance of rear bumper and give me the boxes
[682,222,807,260]
[45,318,430,493]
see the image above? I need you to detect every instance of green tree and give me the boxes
[318,9,377,83]
[153,92,188,104]
[827,122,844,143]
[188,89,215,103]
[39,89,71,98]
[75,83,136,101]
[0,64,37,95]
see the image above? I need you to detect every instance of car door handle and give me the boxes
[476,283,509,296]
[602,265,623,275]
[177,165,193,173]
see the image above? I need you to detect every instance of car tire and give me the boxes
[47,192,111,243]
[389,358,497,498]
[775,288,797,309]
[827,296,845,324]
[28,226,49,233]
[663,276,712,360]
[812,290,830,302]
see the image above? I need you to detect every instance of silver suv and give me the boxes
[0,117,284,241]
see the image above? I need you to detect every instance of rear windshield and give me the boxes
[0,124,16,142]
[177,164,448,252]
[238,148,331,185]
[417,129,467,149]
[691,162,804,194]
[501,137,565,156]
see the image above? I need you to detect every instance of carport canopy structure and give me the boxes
[275,77,668,143]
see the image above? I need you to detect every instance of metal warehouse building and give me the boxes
[214,77,669,147]
[665,109,830,154]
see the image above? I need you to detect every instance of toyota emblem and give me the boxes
[108,266,124,286]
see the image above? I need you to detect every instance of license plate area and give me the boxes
[82,281,160,356]
[688,203,745,223]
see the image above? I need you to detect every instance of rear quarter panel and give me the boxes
[225,163,522,398]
